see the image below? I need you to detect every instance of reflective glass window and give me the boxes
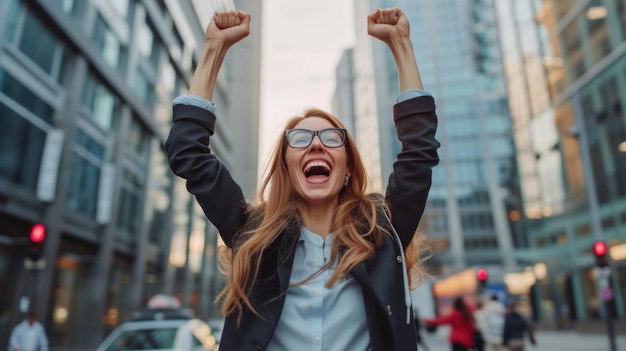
[0,69,54,124]
[18,11,65,77]
[82,71,119,131]
[0,102,46,192]
[585,0,611,64]
[135,69,155,108]
[65,129,104,218]
[110,0,130,19]
[117,168,143,235]
[93,14,127,73]
[49,0,78,15]
[147,146,171,246]
[126,117,149,157]
[137,17,160,66]
[4,0,20,41]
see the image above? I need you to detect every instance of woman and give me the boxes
[423,296,477,351]
[166,7,439,351]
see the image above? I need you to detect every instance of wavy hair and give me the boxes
[216,107,431,325]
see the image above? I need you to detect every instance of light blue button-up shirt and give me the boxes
[172,88,432,350]
[267,227,369,351]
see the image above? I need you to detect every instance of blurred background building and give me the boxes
[0,0,261,348]
[336,0,626,333]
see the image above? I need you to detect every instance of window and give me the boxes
[0,102,46,192]
[7,1,68,83]
[49,0,79,15]
[109,0,130,19]
[0,69,54,192]
[4,0,20,41]
[147,147,171,246]
[0,69,54,123]
[117,169,143,235]
[134,69,155,109]
[65,129,105,218]
[126,117,149,157]
[103,328,177,350]
[93,14,127,73]
[585,0,611,64]
[82,70,120,131]
[137,17,160,66]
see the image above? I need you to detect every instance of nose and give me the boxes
[308,134,324,150]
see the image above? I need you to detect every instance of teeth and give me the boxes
[304,160,331,173]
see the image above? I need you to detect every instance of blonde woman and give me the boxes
[166,7,439,351]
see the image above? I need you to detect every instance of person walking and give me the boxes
[502,301,536,351]
[423,296,477,351]
[166,6,439,351]
[8,312,49,351]
[475,295,506,351]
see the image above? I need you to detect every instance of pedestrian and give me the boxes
[8,312,49,351]
[472,301,486,351]
[475,295,506,351]
[502,301,536,351]
[422,296,477,351]
[166,6,440,351]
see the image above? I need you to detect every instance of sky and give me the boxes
[258,0,356,178]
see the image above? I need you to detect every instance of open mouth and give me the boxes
[303,160,331,179]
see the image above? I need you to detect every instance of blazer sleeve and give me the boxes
[386,95,440,248]
[165,104,248,248]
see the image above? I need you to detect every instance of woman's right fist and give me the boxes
[205,10,250,47]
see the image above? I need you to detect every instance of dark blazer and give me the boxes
[166,95,439,351]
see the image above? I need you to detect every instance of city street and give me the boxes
[419,328,626,351]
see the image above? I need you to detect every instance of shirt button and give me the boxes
[313,337,320,344]
[396,255,402,263]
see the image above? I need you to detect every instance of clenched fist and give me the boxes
[367,8,410,44]
[205,10,250,47]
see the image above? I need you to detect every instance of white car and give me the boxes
[97,310,219,351]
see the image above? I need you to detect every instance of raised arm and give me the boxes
[367,8,439,247]
[367,8,423,91]
[189,10,250,100]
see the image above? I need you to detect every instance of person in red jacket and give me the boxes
[424,296,477,351]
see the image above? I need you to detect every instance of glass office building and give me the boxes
[0,0,262,348]
[496,0,626,327]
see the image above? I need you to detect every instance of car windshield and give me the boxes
[103,328,178,350]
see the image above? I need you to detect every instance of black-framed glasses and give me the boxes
[285,128,347,149]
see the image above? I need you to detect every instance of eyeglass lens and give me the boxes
[286,129,345,148]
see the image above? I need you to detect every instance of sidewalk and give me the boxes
[419,328,626,351]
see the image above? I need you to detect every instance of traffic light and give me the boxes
[594,241,608,267]
[28,223,46,262]
[477,268,488,288]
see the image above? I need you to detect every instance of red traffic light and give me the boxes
[594,241,607,256]
[30,224,46,243]
[477,268,488,281]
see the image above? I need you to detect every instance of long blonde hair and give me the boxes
[216,107,431,324]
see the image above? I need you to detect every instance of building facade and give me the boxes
[496,0,626,327]
[0,0,261,348]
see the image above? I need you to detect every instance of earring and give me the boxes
[344,175,350,187]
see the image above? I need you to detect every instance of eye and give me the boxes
[321,130,344,146]
[288,130,312,147]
